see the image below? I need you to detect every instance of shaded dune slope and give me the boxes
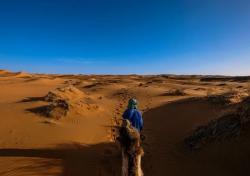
[0,143,121,176]
[142,97,250,176]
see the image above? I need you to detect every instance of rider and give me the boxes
[122,98,143,132]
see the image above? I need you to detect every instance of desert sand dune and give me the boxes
[0,71,250,175]
[0,143,121,176]
[0,70,32,78]
[143,97,250,176]
[0,69,11,75]
[13,71,33,78]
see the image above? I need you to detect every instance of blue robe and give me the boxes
[122,108,143,132]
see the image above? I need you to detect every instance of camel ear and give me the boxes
[140,134,146,141]
[136,147,144,156]
[122,119,131,127]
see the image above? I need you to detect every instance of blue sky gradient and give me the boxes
[0,0,250,75]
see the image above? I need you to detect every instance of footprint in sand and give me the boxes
[110,89,132,141]
[69,118,80,125]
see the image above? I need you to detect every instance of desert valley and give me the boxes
[0,69,250,175]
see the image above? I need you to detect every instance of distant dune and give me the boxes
[13,71,33,78]
[200,76,250,82]
[0,69,12,76]
[0,69,11,74]
[0,70,33,78]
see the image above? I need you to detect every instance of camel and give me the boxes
[118,119,144,176]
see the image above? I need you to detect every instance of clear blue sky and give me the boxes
[0,0,249,75]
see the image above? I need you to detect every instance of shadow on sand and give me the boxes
[142,97,250,176]
[18,96,45,103]
[0,142,121,176]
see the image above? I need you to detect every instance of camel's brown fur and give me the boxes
[118,120,144,176]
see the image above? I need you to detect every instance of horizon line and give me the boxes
[1,68,250,77]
